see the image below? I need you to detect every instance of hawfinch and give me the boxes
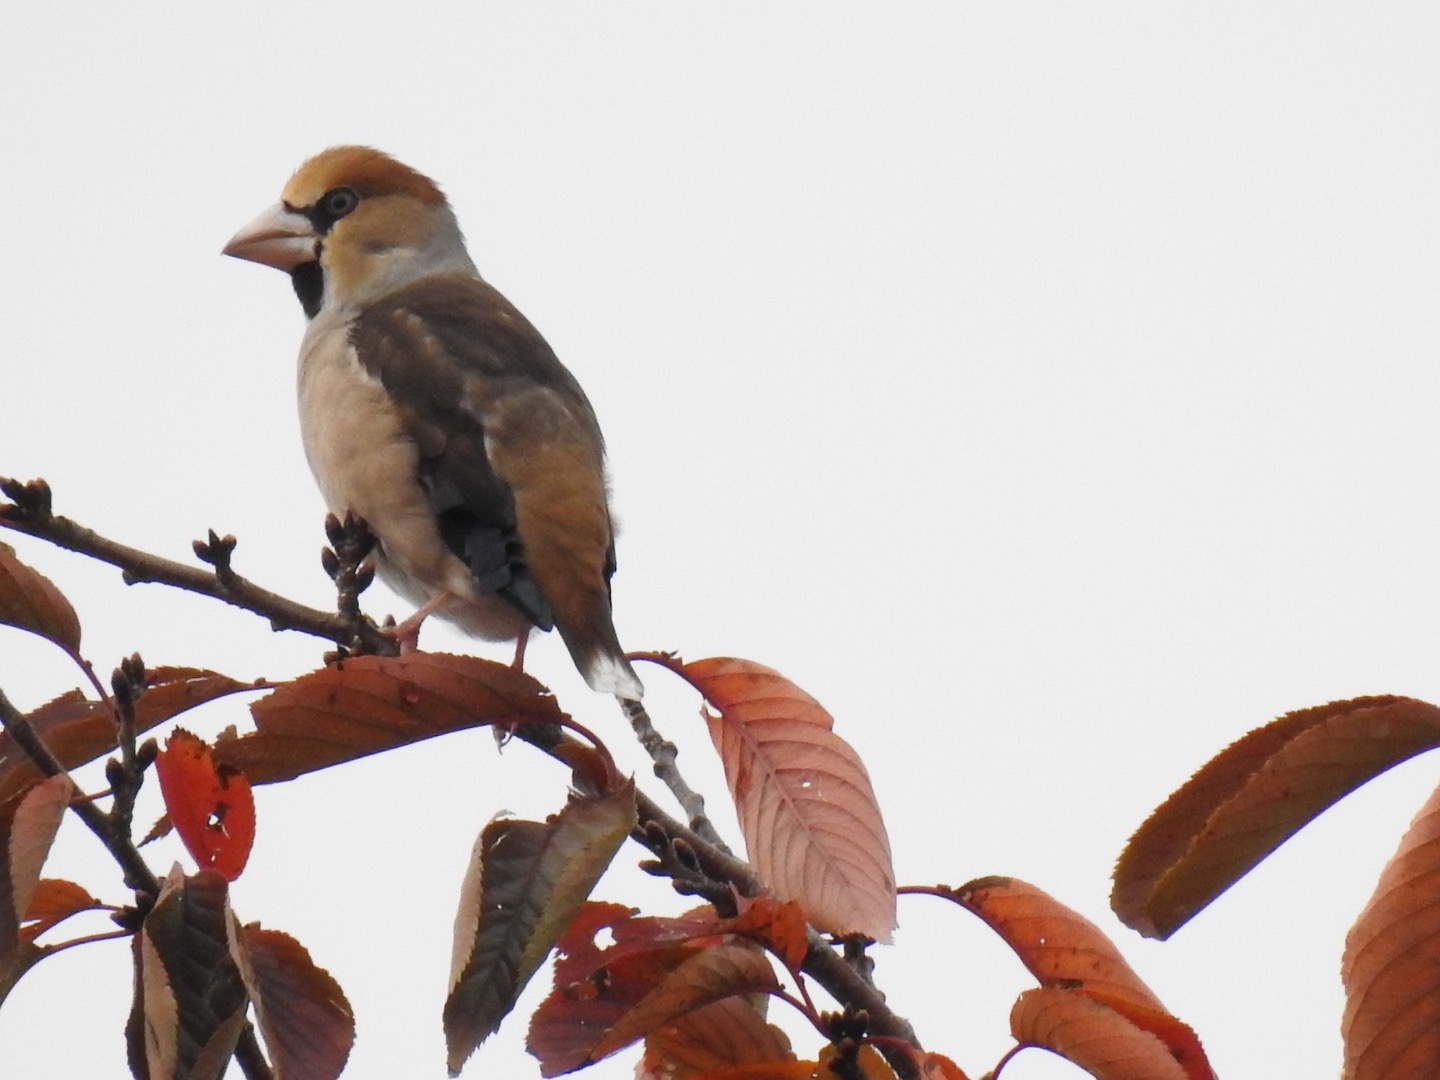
[223,146,642,700]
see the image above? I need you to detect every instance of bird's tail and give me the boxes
[580,649,644,701]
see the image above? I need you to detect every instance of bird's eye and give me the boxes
[319,187,360,222]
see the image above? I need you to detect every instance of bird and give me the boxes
[222,146,643,700]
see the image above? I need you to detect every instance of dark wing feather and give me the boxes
[349,274,611,632]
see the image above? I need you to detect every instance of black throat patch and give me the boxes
[291,261,324,320]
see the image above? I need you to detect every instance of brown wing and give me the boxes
[350,274,640,696]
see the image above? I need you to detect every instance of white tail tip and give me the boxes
[585,654,644,700]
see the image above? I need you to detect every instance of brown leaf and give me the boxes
[445,783,637,1076]
[1342,778,1440,1079]
[1114,695,1440,938]
[1010,987,1191,1080]
[131,868,250,1080]
[0,934,45,1011]
[530,907,713,1076]
[643,655,895,941]
[0,776,73,965]
[641,996,795,1078]
[0,669,257,805]
[219,653,563,784]
[236,925,353,1080]
[0,541,81,652]
[950,877,1167,1013]
[590,943,781,1062]
[0,777,73,1008]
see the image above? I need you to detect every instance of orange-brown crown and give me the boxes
[281,146,447,210]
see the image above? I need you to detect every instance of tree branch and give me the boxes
[0,683,161,900]
[0,477,393,656]
[620,696,733,855]
[4,476,923,1074]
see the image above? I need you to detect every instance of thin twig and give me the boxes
[0,477,394,656]
[0,685,160,899]
[621,696,732,854]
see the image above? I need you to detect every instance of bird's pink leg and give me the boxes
[388,593,451,654]
[511,631,530,672]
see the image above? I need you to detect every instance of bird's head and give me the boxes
[223,146,477,319]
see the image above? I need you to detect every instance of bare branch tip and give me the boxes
[0,476,53,519]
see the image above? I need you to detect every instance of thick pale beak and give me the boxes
[222,203,317,272]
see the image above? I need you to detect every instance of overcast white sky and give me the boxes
[4,5,1440,1078]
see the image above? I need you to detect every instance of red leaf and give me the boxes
[685,1064,820,1080]
[641,996,795,1077]
[590,943,781,1062]
[237,926,353,1080]
[642,655,896,941]
[1343,777,1440,1079]
[532,906,716,1076]
[154,730,255,881]
[0,541,81,651]
[218,653,563,784]
[1114,695,1440,938]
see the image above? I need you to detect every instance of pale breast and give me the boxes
[294,323,513,629]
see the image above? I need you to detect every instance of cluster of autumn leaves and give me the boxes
[4,494,1440,1079]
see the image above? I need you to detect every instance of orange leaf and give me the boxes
[817,1044,900,1079]
[643,655,895,941]
[237,925,354,1080]
[219,653,563,784]
[1342,777,1440,1079]
[1082,991,1215,1080]
[1010,987,1191,1080]
[721,896,810,971]
[154,730,255,881]
[947,877,1167,1013]
[641,996,796,1078]
[0,668,257,805]
[22,877,107,941]
[1114,695,1440,938]
[0,541,81,652]
[590,943,781,1061]
[919,1052,970,1080]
